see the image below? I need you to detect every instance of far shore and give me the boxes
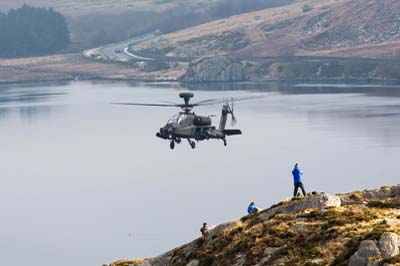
[2,53,400,86]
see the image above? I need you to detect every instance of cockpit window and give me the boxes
[167,114,179,124]
[178,114,187,125]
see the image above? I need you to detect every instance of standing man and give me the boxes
[292,163,306,197]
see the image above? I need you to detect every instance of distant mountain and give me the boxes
[132,0,400,59]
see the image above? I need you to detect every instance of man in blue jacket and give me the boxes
[292,163,306,197]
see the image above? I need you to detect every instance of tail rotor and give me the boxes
[228,98,237,126]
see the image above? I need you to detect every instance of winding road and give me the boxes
[83,32,192,62]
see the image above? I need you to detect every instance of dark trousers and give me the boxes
[294,182,306,197]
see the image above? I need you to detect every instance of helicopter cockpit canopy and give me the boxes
[167,114,190,126]
[167,114,180,125]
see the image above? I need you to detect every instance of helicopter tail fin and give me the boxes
[219,104,229,131]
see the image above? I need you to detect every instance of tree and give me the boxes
[0,4,70,58]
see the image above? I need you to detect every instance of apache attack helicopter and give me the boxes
[113,92,261,149]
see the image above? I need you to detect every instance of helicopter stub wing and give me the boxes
[224,129,242,136]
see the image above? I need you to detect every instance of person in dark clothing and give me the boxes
[292,163,306,197]
[200,222,210,236]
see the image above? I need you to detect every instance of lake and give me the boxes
[0,81,399,266]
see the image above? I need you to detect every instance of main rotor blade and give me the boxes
[111,102,180,107]
[193,95,266,106]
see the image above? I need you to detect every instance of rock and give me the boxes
[264,246,282,257]
[186,259,199,266]
[349,240,381,266]
[204,221,241,247]
[182,56,247,82]
[367,259,382,266]
[258,256,269,265]
[320,208,329,214]
[290,224,308,233]
[379,232,399,258]
[232,256,246,266]
[310,259,324,264]
[259,194,341,221]
[384,218,400,228]
[274,256,289,265]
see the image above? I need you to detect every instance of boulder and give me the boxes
[264,247,282,257]
[290,224,308,233]
[204,221,241,246]
[338,185,400,205]
[259,194,341,221]
[349,240,381,266]
[186,260,199,266]
[232,256,246,266]
[384,219,400,228]
[379,232,399,258]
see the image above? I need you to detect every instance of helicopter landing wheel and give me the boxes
[187,139,196,149]
[170,141,175,150]
[223,139,227,146]
[175,137,181,144]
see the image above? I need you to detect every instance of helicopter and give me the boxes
[113,92,262,149]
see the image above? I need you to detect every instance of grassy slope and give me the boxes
[109,186,400,266]
[132,0,400,59]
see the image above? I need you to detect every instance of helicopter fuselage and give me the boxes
[156,112,224,141]
[156,105,241,149]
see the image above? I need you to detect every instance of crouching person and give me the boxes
[247,201,262,214]
[200,222,210,237]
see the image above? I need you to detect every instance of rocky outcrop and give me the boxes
[348,232,400,266]
[181,56,247,82]
[107,185,400,266]
[339,185,400,205]
[349,240,381,266]
[259,193,341,221]
[379,232,399,258]
[182,56,400,82]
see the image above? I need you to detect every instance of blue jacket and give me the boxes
[247,204,256,214]
[292,166,303,184]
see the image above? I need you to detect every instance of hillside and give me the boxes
[106,185,400,266]
[131,0,400,59]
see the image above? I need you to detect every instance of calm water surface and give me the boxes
[0,81,399,266]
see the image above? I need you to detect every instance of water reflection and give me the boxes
[0,83,68,122]
[18,106,54,121]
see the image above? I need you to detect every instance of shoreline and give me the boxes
[2,76,400,87]
[2,53,400,86]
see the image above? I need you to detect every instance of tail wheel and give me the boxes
[190,141,196,149]
[170,141,175,150]
[223,139,227,146]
